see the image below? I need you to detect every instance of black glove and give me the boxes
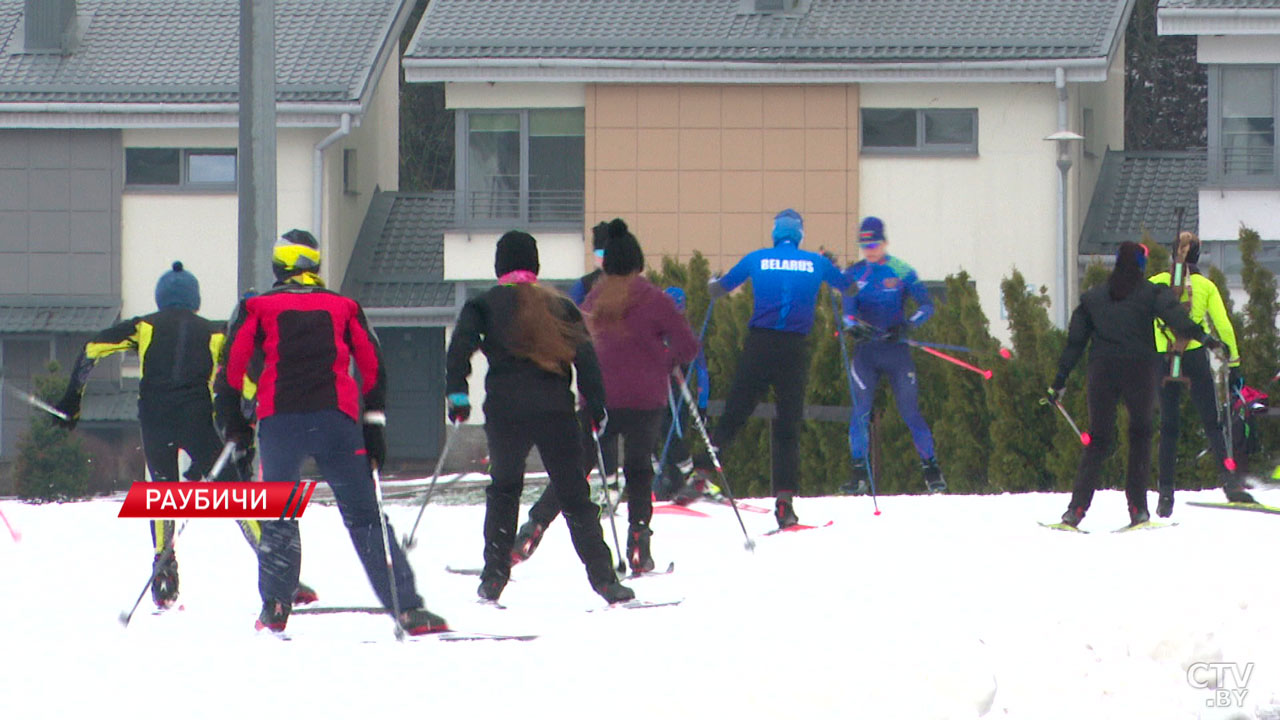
[220,412,254,450]
[446,393,471,423]
[363,422,386,469]
[845,318,873,342]
[1201,336,1223,353]
[233,444,257,482]
[1229,366,1244,395]
[886,325,907,343]
[53,390,80,431]
[590,405,609,435]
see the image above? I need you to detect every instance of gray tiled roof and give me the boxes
[0,0,404,104]
[342,191,458,309]
[408,0,1133,64]
[1160,1,1280,8]
[0,299,119,332]
[80,383,138,423]
[1079,150,1206,255]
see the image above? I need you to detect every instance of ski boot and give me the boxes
[775,491,799,529]
[255,598,291,633]
[511,519,546,565]
[1156,489,1174,519]
[1224,478,1256,504]
[627,521,655,574]
[595,579,636,604]
[922,458,947,494]
[1128,504,1150,527]
[399,607,450,635]
[1060,506,1085,528]
[840,459,872,495]
[151,552,180,609]
[477,574,507,602]
[674,469,717,506]
[293,582,319,606]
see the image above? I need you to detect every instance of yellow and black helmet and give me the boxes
[273,229,321,280]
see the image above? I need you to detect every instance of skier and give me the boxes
[445,230,635,603]
[216,230,447,635]
[653,285,716,504]
[569,220,609,304]
[708,208,851,528]
[1052,242,1221,528]
[1150,232,1253,516]
[510,221,699,572]
[841,216,944,495]
[53,261,315,610]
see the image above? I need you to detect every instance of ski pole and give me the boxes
[657,299,715,472]
[0,504,20,543]
[6,385,69,421]
[119,441,236,627]
[672,367,755,551]
[589,424,628,574]
[1219,357,1238,473]
[832,296,880,514]
[906,340,993,379]
[1040,396,1091,446]
[402,420,460,550]
[371,465,406,641]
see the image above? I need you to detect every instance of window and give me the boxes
[860,108,978,155]
[1213,67,1276,182]
[125,148,236,189]
[343,149,358,195]
[458,109,584,226]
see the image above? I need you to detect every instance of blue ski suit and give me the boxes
[842,255,936,462]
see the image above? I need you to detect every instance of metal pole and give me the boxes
[239,0,277,295]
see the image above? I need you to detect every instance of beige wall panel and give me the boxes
[679,128,721,170]
[637,129,679,170]
[761,170,806,212]
[678,86,721,128]
[720,212,767,261]
[804,171,847,214]
[721,171,763,213]
[805,86,847,128]
[721,86,764,128]
[762,86,806,128]
[634,212,680,260]
[805,128,847,171]
[595,86,638,127]
[678,212,721,258]
[679,170,721,213]
[637,171,680,213]
[585,86,597,127]
[595,128,637,170]
[594,170,637,215]
[722,128,763,170]
[762,128,806,170]
[636,86,680,128]
[803,212,848,257]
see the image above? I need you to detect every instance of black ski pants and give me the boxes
[527,408,664,528]
[256,410,422,611]
[710,328,809,495]
[483,411,616,590]
[1069,357,1158,514]
[1157,347,1228,492]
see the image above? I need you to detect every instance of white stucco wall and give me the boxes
[325,56,402,287]
[445,82,585,109]
[1200,189,1280,240]
[858,83,1083,335]
[1199,35,1280,64]
[444,231,586,281]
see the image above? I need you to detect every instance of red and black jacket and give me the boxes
[218,284,386,423]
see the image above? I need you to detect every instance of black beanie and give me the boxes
[495,231,540,277]
[601,219,643,275]
[591,221,610,252]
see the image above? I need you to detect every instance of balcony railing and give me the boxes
[465,189,583,225]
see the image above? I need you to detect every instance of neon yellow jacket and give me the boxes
[1149,270,1240,366]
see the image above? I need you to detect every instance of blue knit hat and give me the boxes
[664,286,686,311]
[859,217,886,246]
[155,261,200,311]
[772,209,804,246]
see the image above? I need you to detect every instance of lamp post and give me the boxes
[1045,129,1084,329]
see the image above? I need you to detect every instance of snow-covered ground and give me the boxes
[3,486,1280,719]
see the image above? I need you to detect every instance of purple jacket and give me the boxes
[583,276,699,410]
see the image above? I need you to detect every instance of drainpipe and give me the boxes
[1054,68,1072,329]
[312,112,351,239]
